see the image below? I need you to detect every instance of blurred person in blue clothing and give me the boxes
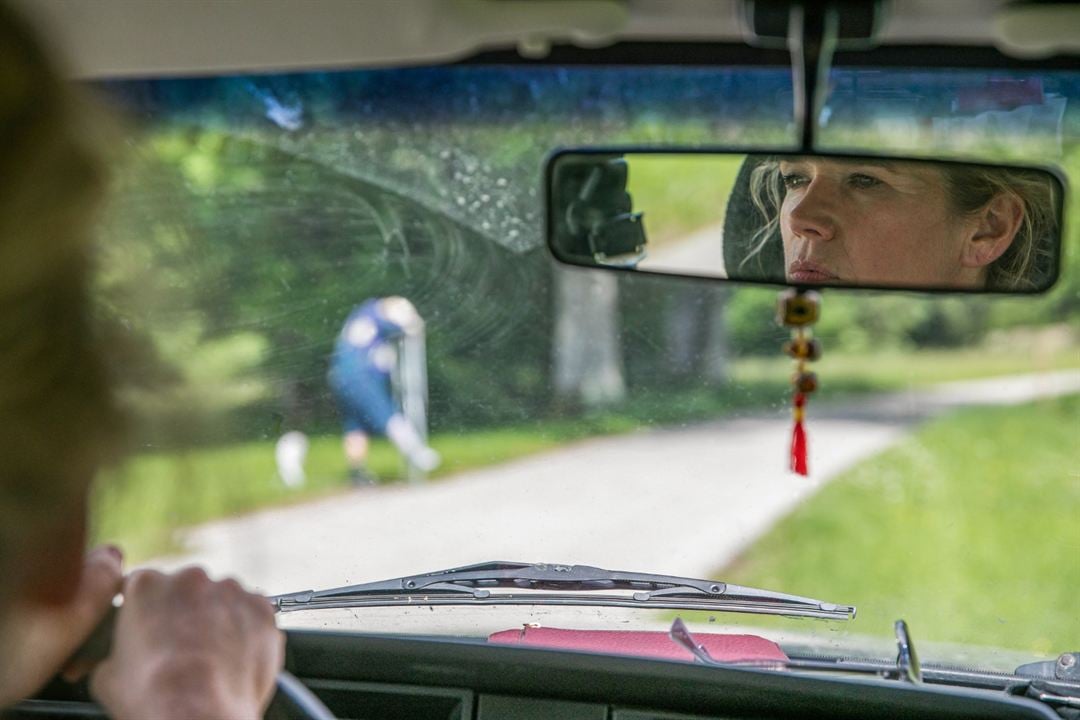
[328,297,439,484]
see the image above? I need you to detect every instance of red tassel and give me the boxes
[790,392,808,476]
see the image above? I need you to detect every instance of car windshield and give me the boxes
[90,61,1079,671]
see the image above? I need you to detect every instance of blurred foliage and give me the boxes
[726,289,1003,356]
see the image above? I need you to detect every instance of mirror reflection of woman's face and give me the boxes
[778,158,980,288]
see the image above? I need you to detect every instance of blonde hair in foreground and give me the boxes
[0,2,123,583]
[743,157,1060,290]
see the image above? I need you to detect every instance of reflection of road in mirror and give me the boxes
[637,221,728,279]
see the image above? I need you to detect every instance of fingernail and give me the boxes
[104,545,124,562]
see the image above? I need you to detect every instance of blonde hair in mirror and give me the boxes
[0,2,124,588]
[742,156,1059,291]
[940,163,1060,290]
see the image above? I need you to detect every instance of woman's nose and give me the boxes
[786,180,838,242]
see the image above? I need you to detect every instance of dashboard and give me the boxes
[2,630,1060,720]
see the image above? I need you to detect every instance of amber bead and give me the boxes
[776,289,821,327]
[783,337,822,361]
[793,371,818,393]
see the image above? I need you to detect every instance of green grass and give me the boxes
[92,426,585,560]
[90,384,786,560]
[92,343,1079,564]
[713,393,1080,655]
[626,154,745,245]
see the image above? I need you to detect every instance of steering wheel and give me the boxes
[62,609,335,720]
[268,672,335,720]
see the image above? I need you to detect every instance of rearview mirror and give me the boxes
[546,150,1065,293]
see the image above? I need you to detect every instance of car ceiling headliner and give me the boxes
[10,0,1079,79]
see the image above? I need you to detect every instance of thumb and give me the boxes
[76,546,124,619]
[59,546,124,682]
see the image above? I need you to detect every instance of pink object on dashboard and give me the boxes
[488,626,788,662]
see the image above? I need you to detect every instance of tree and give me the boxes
[552,265,625,408]
[663,284,731,386]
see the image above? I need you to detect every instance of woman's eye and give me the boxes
[781,173,809,189]
[848,173,883,189]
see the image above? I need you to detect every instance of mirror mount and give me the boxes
[747,0,886,152]
[551,154,647,268]
[789,2,838,152]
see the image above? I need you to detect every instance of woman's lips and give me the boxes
[787,260,839,284]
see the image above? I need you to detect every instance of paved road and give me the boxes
[153,370,1080,596]
[637,221,727,278]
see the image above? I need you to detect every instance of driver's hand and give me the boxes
[0,545,123,706]
[90,567,284,720]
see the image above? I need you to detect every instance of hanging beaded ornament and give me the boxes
[777,289,822,476]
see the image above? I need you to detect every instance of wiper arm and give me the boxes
[270,561,855,621]
[671,617,920,683]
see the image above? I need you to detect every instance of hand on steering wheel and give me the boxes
[88,567,286,720]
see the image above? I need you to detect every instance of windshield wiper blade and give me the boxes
[270,561,855,621]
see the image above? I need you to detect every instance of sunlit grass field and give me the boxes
[91,343,1079,561]
[715,393,1080,655]
[626,154,744,245]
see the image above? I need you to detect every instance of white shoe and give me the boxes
[275,431,309,487]
[409,446,441,473]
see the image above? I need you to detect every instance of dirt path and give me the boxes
[153,370,1080,595]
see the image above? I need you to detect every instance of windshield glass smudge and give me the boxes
[89,63,1080,670]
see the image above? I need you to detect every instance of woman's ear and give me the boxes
[960,192,1024,269]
